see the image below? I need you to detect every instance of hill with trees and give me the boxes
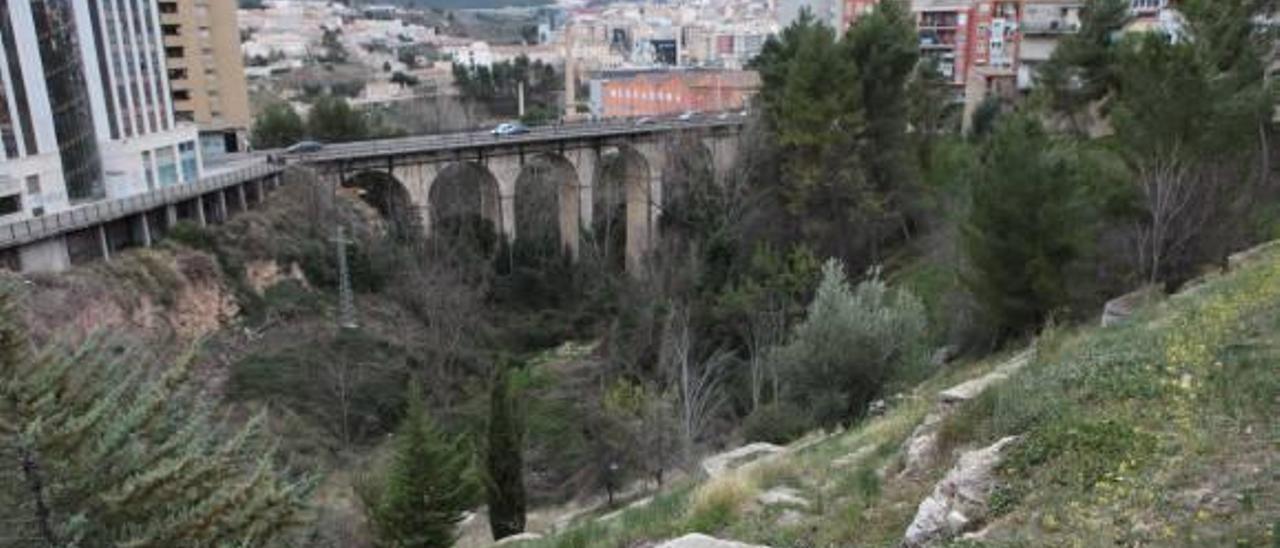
[5,0,1278,545]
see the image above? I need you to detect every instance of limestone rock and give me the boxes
[833,445,876,468]
[1228,240,1280,269]
[1101,285,1163,327]
[700,443,785,478]
[756,487,809,509]
[900,351,1031,477]
[494,532,543,545]
[903,436,1021,547]
[656,533,771,548]
[776,509,806,527]
[931,345,958,367]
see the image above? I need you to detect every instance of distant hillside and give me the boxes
[357,0,552,9]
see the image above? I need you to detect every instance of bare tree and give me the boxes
[743,295,787,412]
[1130,147,1201,285]
[659,306,729,465]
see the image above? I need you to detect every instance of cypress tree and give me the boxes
[0,291,311,547]
[359,382,477,548]
[485,364,526,540]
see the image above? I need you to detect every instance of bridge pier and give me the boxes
[564,148,599,259]
[487,156,525,244]
[390,162,442,238]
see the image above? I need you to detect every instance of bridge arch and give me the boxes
[513,153,581,260]
[591,144,655,272]
[429,162,503,257]
[658,136,716,235]
[342,170,421,239]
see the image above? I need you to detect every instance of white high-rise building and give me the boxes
[0,0,201,222]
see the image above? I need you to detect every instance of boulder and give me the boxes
[756,487,810,509]
[903,436,1021,547]
[700,443,785,478]
[656,533,771,548]
[494,532,543,545]
[1101,285,1163,327]
[931,345,959,367]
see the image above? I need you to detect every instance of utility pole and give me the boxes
[333,226,358,330]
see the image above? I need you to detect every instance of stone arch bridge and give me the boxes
[299,119,745,272]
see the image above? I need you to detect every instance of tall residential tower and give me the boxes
[158,0,252,157]
[0,0,202,222]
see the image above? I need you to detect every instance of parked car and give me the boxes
[285,140,324,154]
[491,122,529,136]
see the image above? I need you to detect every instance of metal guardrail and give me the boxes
[0,162,283,249]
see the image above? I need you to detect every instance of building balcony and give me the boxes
[1021,20,1080,35]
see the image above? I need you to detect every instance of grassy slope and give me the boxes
[521,248,1280,547]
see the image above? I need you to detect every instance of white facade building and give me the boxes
[0,0,200,223]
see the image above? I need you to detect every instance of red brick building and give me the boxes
[590,69,762,119]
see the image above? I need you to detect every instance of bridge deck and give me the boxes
[299,118,746,164]
[0,162,282,249]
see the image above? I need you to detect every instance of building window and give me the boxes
[0,1,36,155]
[158,1,177,14]
[179,141,198,183]
[162,24,179,36]
[169,68,188,80]
[0,194,20,216]
[142,150,155,190]
[165,46,184,58]
[156,146,178,186]
[172,89,191,101]
[31,0,104,201]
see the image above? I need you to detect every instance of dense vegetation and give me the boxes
[8,0,1277,546]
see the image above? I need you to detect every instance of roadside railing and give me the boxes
[0,162,283,248]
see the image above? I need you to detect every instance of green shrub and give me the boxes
[741,402,812,445]
[775,260,929,427]
[165,221,218,252]
[228,330,409,445]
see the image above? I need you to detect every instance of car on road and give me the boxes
[716,112,731,120]
[285,141,324,154]
[677,111,699,122]
[634,117,654,126]
[491,122,529,136]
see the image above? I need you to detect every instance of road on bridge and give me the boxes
[286,116,748,164]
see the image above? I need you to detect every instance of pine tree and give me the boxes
[0,291,311,547]
[485,364,526,541]
[250,101,305,149]
[359,382,477,548]
[1035,0,1130,130]
[962,115,1093,335]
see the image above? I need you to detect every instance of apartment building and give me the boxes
[0,0,201,223]
[1019,0,1083,90]
[589,68,760,119]
[158,0,251,157]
